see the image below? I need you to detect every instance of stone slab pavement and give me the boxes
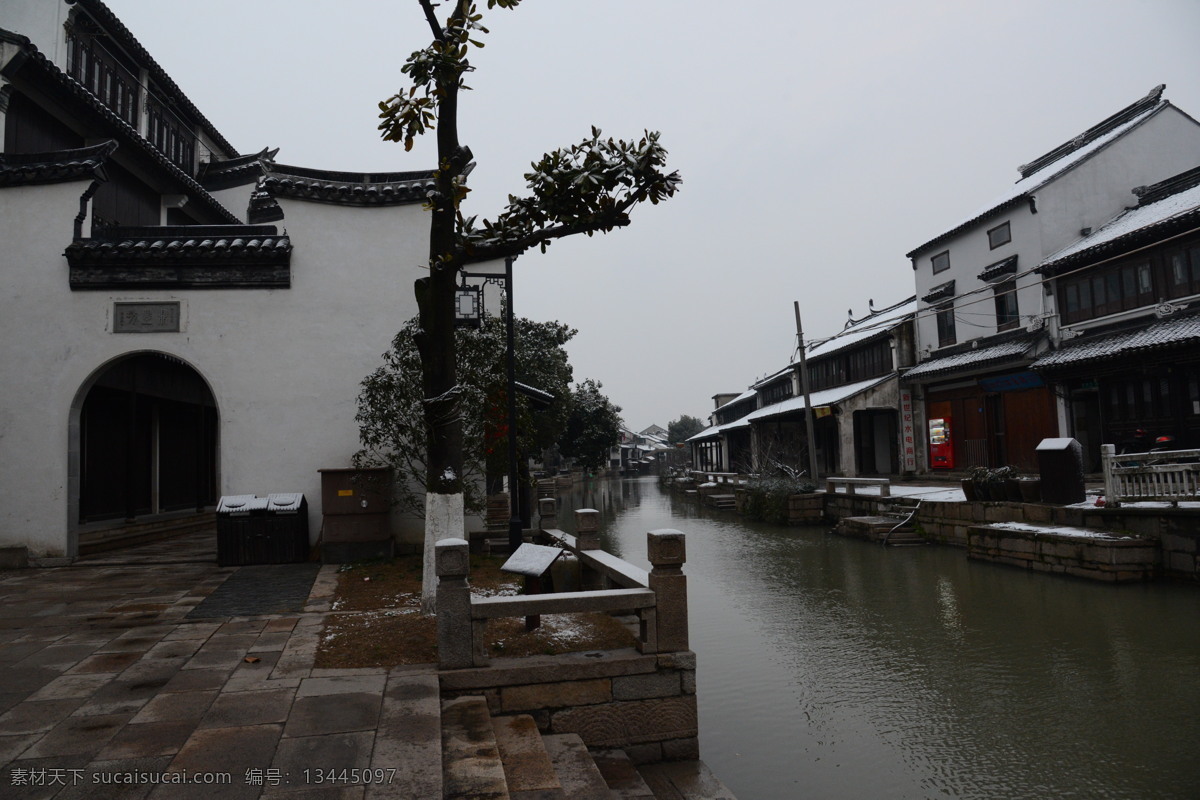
[0,531,437,799]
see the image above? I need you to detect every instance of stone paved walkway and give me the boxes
[0,531,435,799]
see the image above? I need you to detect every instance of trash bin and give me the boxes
[1036,438,1085,505]
[217,493,309,566]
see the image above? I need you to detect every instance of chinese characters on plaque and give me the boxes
[113,302,180,333]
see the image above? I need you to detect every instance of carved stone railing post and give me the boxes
[575,508,600,550]
[647,529,688,653]
[435,538,473,670]
[538,497,558,531]
[1100,444,1119,507]
[575,508,603,590]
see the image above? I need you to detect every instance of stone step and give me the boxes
[368,671,442,799]
[543,734,614,800]
[883,532,926,546]
[704,494,737,510]
[442,696,509,800]
[491,714,566,799]
[591,749,656,799]
[637,760,737,800]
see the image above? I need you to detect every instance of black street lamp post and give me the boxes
[456,256,523,552]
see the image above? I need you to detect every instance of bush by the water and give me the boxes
[743,476,817,524]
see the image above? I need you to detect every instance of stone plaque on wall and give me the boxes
[113,302,180,333]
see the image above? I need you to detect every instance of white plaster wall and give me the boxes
[192,197,429,546]
[205,184,253,223]
[0,181,99,556]
[0,1,70,67]
[912,205,1041,359]
[912,106,1200,358]
[1033,107,1200,258]
[0,180,434,556]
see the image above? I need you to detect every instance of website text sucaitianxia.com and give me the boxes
[9,768,399,788]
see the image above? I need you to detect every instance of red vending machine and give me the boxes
[928,417,954,469]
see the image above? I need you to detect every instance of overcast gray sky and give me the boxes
[107,0,1200,431]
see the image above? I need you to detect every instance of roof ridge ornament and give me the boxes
[1017,84,1166,179]
[1155,300,1189,319]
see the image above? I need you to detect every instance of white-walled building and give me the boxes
[903,86,1200,472]
[0,0,444,559]
[690,297,917,478]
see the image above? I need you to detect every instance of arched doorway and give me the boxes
[76,353,218,523]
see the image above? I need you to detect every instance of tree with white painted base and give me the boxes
[378,0,680,613]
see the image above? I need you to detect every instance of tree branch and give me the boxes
[418,0,445,39]
[461,214,632,264]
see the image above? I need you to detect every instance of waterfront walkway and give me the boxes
[0,532,732,799]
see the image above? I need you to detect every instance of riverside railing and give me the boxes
[689,470,748,486]
[435,502,688,670]
[1101,444,1200,507]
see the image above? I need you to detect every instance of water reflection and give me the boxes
[554,476,1200,800]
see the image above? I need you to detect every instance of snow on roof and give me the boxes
[802,298,916,362]
[714,388,757,412]
[1033,312,1200,370]
[745,376,891,423]
[687,415,753,442]
[907,93,1168,258]
[903,339,1032,381]
[1040,178,1200,268]
[752,365,793,389]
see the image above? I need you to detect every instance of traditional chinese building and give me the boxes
[1031,165,1200,470]
[902,85,1200,472]
[0,1,445,559]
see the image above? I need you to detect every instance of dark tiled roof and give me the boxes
[0,140,117,186]
[72,0,239,158]
[67,225,290,262]
[1133,162,1200,205]
[903,333,1038,381]
[1032,311,1200,371]
[978,255,1018,283]
[66,225,291,289]
[262,164,436,206]
[1017,86,1165,179]
[921,280,955,304]
[0,31,240,224]
[198,148,279,191]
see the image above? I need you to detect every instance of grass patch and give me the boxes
[314,553,636,669]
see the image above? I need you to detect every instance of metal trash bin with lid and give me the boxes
[217,493,309,566]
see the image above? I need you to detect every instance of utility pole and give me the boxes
[793,301,820,482]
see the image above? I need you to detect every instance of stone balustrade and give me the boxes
[688,470,747,486]
[1101,444,1200,507]
[435,500,700,764]
[435,502,689,670]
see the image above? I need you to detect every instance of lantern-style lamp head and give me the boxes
[454,283,482,329]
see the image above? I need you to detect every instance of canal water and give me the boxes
[552,475,1200,800]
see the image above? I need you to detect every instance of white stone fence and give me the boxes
[689,470,746,486]
[1101,444,1200,507]
[436,503,688,670]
